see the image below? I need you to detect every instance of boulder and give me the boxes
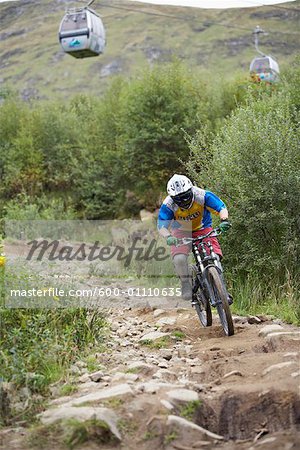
[39,406,121,441]
[166,388,199,405]
[139,331,169,342]
[89,370,104,382]
[63,383,134,407]
[153,309,166,318]
[166,415,224,440]
[265,331,300,351]
[258,324,284,337]
[262,361,297,376]
[156,317,176,326]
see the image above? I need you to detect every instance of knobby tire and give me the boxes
[190,264,212,327]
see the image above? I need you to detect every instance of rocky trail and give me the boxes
[1,294,300,450]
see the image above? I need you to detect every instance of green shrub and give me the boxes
[0,307,107,392]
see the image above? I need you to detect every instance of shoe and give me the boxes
[181,281,193,301]
[227,293,233,305]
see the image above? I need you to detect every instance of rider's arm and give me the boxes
[157,203,175,238]
[204,191,228,219]
[219,208,229,221]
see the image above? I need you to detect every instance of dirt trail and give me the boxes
[1,289,299,450]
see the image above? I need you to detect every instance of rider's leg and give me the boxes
[173,253,192,300]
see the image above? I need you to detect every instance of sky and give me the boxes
[130,0,297,8]
[0,0,297,6]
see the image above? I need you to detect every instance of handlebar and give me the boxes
[175,226,222,246]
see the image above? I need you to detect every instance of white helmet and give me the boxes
[167,174,194,209]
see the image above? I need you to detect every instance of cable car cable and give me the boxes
[99,1,300,35]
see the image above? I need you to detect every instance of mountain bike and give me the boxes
[177,227,234,336]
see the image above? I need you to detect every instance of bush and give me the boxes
[188,70,300,284]
[0,305,107,392]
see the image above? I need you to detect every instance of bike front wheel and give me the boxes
[207,266,234,336]
[190,264,212,327]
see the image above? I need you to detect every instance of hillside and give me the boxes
[0,0,299,100]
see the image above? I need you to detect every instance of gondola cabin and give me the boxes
[59,7,105,58]
[250,56,279,83]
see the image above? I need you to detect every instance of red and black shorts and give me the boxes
[170,227,223,259]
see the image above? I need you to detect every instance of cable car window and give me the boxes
[61,12,87,32]
[252,58,270,72]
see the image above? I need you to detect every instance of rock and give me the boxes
[160,399,174,411]
[78,381,108,392]
[166,388,199,405]
[153,309,166,318]
[111,372,139,382]
[256,436,277,446]
[258,324,284,337]
[166,415,224,440]
[135,381,179,394]
[159,348,173,360]
[127,397,158,413]
[158,361,169,369]
[39,406,121,440]
[63,383,134,407]
[156,317,176,326]
[223,370,243,379]
[283,352,298,358]
[69,365,81,375]
[233,315,248,324]
[75,361,87,368]
[265,331,300,351]
[190,366,205,375]
[262,361,297,376]
[291,371,300,378]
[139,331,169,342]
[79,373,90,383]
[89,370,104,382]
[126,361,154,375]
[117,328,129,338]
[153,369,178,382]
[247,315,262,324]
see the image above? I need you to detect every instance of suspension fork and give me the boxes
[191,243,205,294]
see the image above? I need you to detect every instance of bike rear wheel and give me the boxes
[207,266,234,336]
[190,264,212,327]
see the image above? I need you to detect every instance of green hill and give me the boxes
[0,0,299,100]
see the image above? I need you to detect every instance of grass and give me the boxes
[60,384,78,397]
[143,430,160,440]
[179,400,201,421]
[124,367,139,374]
[84,356,101,373]
[230,276,300,325]
[28,418,118,449]
[172,330,186,340]
[102,398,124,409]
[164,431,178,445]
[117,418,138,436]
[140,336,172,349]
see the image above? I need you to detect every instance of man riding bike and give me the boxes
[157,174,231,301]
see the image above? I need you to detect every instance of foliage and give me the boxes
[0,300,107,393]
[0,62,250,218]
[179,400,201,420]
[187,59,300,314]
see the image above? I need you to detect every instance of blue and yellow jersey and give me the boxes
[157,187,226,232]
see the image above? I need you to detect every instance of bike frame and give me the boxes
[180,229,223,308]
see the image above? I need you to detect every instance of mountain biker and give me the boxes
[157,174,231,301]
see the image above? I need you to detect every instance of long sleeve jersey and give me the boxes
[157,186,226,232]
